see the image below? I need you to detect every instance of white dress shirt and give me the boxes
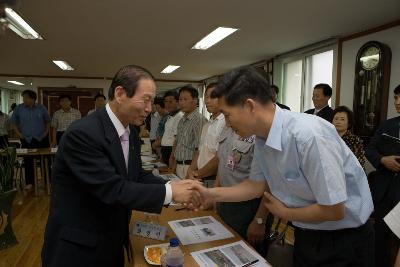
[197,113,225,169]
[161,111,183,146]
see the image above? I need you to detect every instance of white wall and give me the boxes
[340,25,400,119]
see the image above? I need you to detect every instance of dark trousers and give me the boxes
[0,135,8,149]
[369,171,400,267]
[293,220,374,267]
[217,198,273,256]
[160,146,172,164]
[374,218,399,267]
[56,131,64,145]
[21,136,49,185]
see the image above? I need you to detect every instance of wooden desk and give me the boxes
[130,207,256,267]
[16,148,56,196]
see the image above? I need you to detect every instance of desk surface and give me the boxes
[130,207,250,267]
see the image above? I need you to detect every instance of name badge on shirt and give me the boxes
[226,155,235,171]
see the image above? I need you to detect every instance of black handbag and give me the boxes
[266,219,294,267]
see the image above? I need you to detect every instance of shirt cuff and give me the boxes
[164,181,172,205]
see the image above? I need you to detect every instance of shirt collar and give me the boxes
[105,103,130,138]
[169,109,180,117]
[315,104,328,114]
[264,105,283,151]
[184,108,198,120]
[61,108,72,113]
[210,113,224,122]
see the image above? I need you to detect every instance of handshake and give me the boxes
[170,180,212,210]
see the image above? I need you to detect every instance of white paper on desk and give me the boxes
[191,240,271,267]
[154,162,167,168]
[384,202,400,239]
[141,155,156,162]
[16,148,28,154]
[168,216,234,245]
[141,138,152,154]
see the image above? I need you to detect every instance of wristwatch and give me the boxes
[255,217,265,225]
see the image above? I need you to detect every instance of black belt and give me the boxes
[294,219,372,234]
[176,160,192,165]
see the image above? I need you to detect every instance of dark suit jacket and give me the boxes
[42,108,166,267]
[305,106,334,122]
[365,116,400,217]
[276,102,290,110]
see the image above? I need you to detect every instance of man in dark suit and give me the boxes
[365,84,400,267]
[42,65,201,267]
[304,83,334,122]
[270,85,290,110]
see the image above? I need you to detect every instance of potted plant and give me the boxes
[0,146,18,250]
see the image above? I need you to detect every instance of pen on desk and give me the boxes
[174,206,187,211]
[241,259,259,267]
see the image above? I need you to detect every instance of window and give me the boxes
[283,60,303,112]
[1,88,22,114]
[304,50,334,111]
[278,48,334,112]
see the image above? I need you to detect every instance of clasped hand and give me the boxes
[170,180,213,210]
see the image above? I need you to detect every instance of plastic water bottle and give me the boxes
[152,165,159,176]
[165,238,184,267]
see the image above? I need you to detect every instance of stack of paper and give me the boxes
[191,241,271,267]
[168,216,234,245]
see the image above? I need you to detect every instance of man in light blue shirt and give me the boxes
[193,67,374,267]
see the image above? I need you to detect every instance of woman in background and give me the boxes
[332,105,365,168]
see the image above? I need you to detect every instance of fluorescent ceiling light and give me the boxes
[3,8,43,40]
[7,80,24,85]
[192,27,238,50]
[161,65,180,74]
[53,60,75,71]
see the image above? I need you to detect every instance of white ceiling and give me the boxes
[0,0,399,83]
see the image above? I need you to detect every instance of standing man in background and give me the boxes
[271,85,290,110]
[160,90,183,164]
[215,125,271,256]
[51,95,81,146]
[87,93,107,115]
[149,100,161,149]
[186,83,225,187]
[365,84,400,267]
[11,89,51,187]
[171,86,207,178]
[151,97,169,157]
[305,83,334,122]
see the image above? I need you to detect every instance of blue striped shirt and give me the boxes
[250,106,373,230]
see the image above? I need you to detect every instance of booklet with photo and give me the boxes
[168,216,234,245]
[191,240,271,267]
